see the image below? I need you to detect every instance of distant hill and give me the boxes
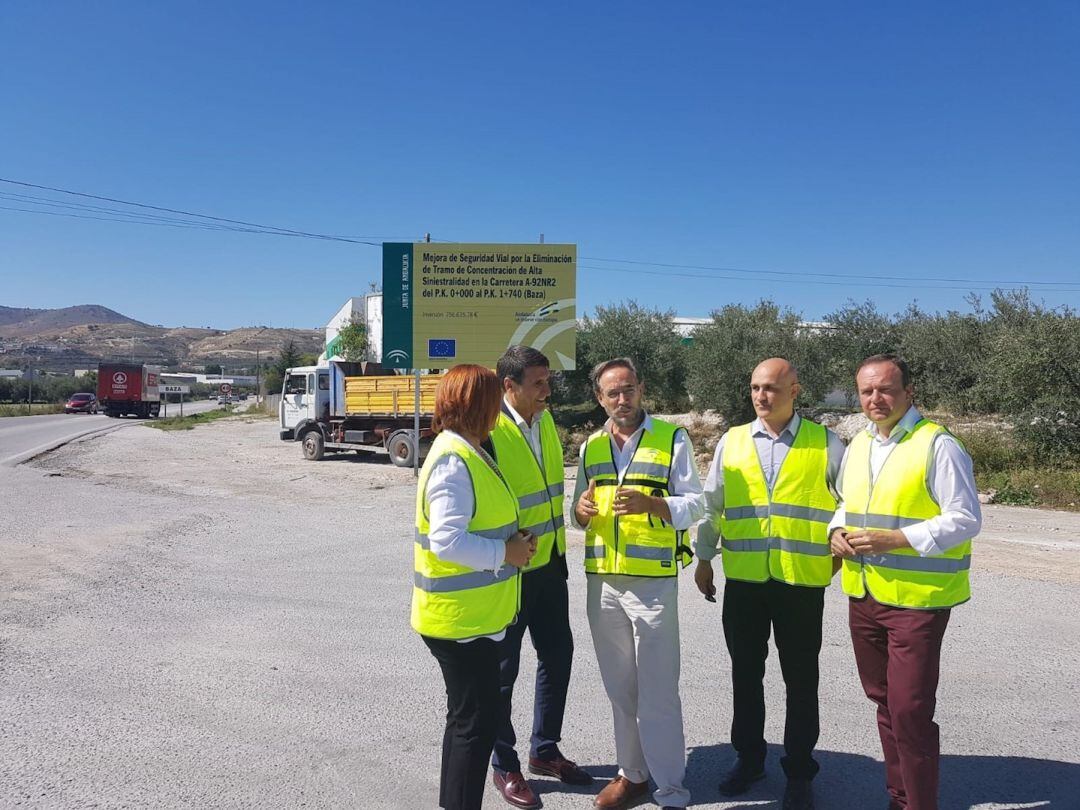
[0,305,323,370]
[0,304,144,336]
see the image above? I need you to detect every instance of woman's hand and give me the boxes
[504,531,537,568]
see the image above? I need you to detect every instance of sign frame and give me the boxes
[381,242,577,370]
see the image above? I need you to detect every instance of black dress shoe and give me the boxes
[718,760,765,796]
[782,778,814,810]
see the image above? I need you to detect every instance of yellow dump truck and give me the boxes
[279,360,440,465]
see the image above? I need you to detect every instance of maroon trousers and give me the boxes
[849,595,951,810]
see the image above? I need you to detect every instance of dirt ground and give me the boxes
[6,415,1076,555]
[6,412,1079,593]
[2,414,1078,809]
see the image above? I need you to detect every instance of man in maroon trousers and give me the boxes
[828,355,981,810]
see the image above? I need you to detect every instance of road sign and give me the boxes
[382,243,577,370]
[220,383,232,394]
[162,385,190,394]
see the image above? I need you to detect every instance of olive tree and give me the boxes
[555,301,688,412]
[822,300,903,403]
[686,301,829,422]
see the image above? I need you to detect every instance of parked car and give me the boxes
[65,393,99,414]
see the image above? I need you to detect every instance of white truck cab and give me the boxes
[279,365,330,441]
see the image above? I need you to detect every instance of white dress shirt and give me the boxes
[503,397,543,464]
[827,406,982,556]
[695,413,846,561]
[425,430,508,573]
[424,429,517,642]
[570,412,705,531]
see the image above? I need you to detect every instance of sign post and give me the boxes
[161,384,191,418]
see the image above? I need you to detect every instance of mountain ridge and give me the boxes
[0,304,323,370]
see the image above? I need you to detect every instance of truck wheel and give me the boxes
[302,430,325,461]
[387,432,416,468]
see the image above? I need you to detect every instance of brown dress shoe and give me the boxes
[528,753,594,785]
[593,775,650,809]
[492,771,540,809]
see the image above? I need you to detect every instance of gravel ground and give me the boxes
[1,415,1078,809]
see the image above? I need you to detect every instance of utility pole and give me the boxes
[26,365,32,415]
[256,348,261,405]
[414,234,430,477]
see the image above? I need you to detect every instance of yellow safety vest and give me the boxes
[719,420,837,587]
[411,432,521,639]
[840,419,973,609]
[582,418,692,577]
[489,407,566,572]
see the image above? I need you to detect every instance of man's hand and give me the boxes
[575,479,599,527]
[846,528,909,555]
[829,527,857,559]
[504,531,537,568]
[695,559,717,601]
[613,487,656,516]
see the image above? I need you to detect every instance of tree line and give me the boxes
[552,290,1080,469]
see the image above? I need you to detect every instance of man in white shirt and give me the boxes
[485,346,591,809]
[829,354,981,810]
[695,358,844,810]
[572,358,704,810]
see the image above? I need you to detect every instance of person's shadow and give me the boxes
[684,744,1079,808]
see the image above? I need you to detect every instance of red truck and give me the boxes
[97,363,162,418]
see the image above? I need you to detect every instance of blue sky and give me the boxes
[1,2,1078,329]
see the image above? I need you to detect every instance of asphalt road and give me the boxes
[0,419,1077,810]
[0,400,223,466]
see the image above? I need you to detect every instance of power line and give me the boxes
[0,190,253,230]
[580,255,1075,288]
[3,176,1076,293]
[0,177,412,245]
[578,264,1080,293]
[0,204,266,233]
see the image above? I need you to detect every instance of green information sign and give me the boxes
[382,243,577,369]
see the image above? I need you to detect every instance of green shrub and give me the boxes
[979,468,1080,510]
[952,427,1018,476]
[1014,409,1080,465]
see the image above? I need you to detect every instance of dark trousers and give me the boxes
[423,634,503,810]
[849,594,951,810]
[722,577,825,780]
[492,553,574,774]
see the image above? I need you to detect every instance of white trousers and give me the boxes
[586,574,689,808]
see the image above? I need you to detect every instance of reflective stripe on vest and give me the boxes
[582,418,692,577]
[840,419,973,609]
[489,408,566,571]
[719,420,837,587]
[411,432,520,639]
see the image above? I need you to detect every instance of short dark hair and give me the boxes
[858,353,912,387]
[496,345,549,385]
[590,357,640,393]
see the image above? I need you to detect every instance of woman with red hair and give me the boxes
[411,364,537,810]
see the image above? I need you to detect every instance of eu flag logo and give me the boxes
[428,339,457,359]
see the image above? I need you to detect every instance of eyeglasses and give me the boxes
[601,385,639,402]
